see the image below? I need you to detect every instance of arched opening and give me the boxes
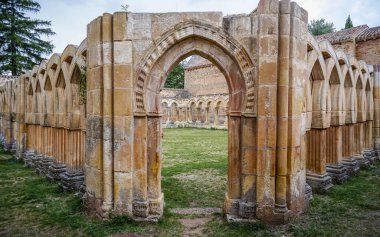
[44,77,53,122]
[354,77,365,157]
[70,65,81,128]
[364,80,373,151]
[325,65,346,183]
[159,55,229,210]
[55,71,66,165]
[134,25,256,218]
[306,60,326,174]
[55,71,67,126]
[305,59,333,192]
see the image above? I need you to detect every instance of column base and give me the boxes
[23,150,35,167]
[3,142,13,152]
[326,164,348,184]
[304,183,313,204]
[375,149,380,162]
[39,156,55,176]
[342,157,360,176]
[30,154,43,169]
[47,163,66,181]
[10,142,16,153]
[363,149,376,164]
[132,194,164,222]
[352,154,370,168]
[224,195,261,223]
[59,169,85,192]
[306,172,333,193]
[34,154,45,173]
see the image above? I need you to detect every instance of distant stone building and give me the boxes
[160,55,228,129]
[317,25,380,65]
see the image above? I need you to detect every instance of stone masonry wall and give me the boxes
[184,64,228,96]
[356,38,380,65]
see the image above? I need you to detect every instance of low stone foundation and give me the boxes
[18,150,85,193]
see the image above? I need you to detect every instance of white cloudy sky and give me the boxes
[32,0,380,54]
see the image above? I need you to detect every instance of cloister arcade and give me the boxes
[0,0,379,224]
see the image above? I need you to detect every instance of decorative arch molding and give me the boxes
[134,20,256,116]
[319,41,345,126]
[336,51,356,124]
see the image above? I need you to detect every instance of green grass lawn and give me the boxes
[162,128,228,208]
[0,128,379,237]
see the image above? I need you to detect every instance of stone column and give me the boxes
[325,126,348,184]
[352,122,370,167]
[306,129,333,192]
[341,124,360,175]
[373,65,380,160]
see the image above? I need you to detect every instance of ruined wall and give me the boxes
[0,0,379,226]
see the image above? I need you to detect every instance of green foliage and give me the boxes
[79,66,86,105]
[345,15,354,29]
[164,63,185,89]
[308,18,335,36]
[0,0,55,76]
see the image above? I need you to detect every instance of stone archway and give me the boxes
[84,0,309,224]
[134,21,257,220]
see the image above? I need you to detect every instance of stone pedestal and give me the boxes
[60,169,85,192]
[363,149,376,164]
[34,154,44,173]
[305,183,313,204]
[23,150,35,167]
[39,156,55,176]
[10,142,16,153]
[224,196,258,223]
[47,163,66,181]
[149,194,164,217]
[326,164,348,184]
[131,194,164,222]
[342,157,360,176]
[29,153,42,168]
[306,172,333,193]
[352,154,370,168]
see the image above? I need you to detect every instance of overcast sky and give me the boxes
[32,0,380,55]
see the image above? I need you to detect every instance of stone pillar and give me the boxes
[326,126,348,184]
[84,14,108,218]
[306,129,333,192]
[353,122,370,167]
[373,65,380,160]
[341,124,360,175]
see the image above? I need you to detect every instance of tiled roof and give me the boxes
[356,26,380,42]
[316,25,369,44]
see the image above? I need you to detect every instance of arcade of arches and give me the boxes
[1,0,380,224]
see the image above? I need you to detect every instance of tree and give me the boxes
[345,15,353,29]
[0,0,55,76]
[164,63,185,89]
[308,19,335,36]
[121,3,129,11]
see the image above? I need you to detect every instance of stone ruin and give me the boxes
[0,0,380,224]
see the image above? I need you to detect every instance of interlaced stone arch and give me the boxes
[136,20,256,117]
